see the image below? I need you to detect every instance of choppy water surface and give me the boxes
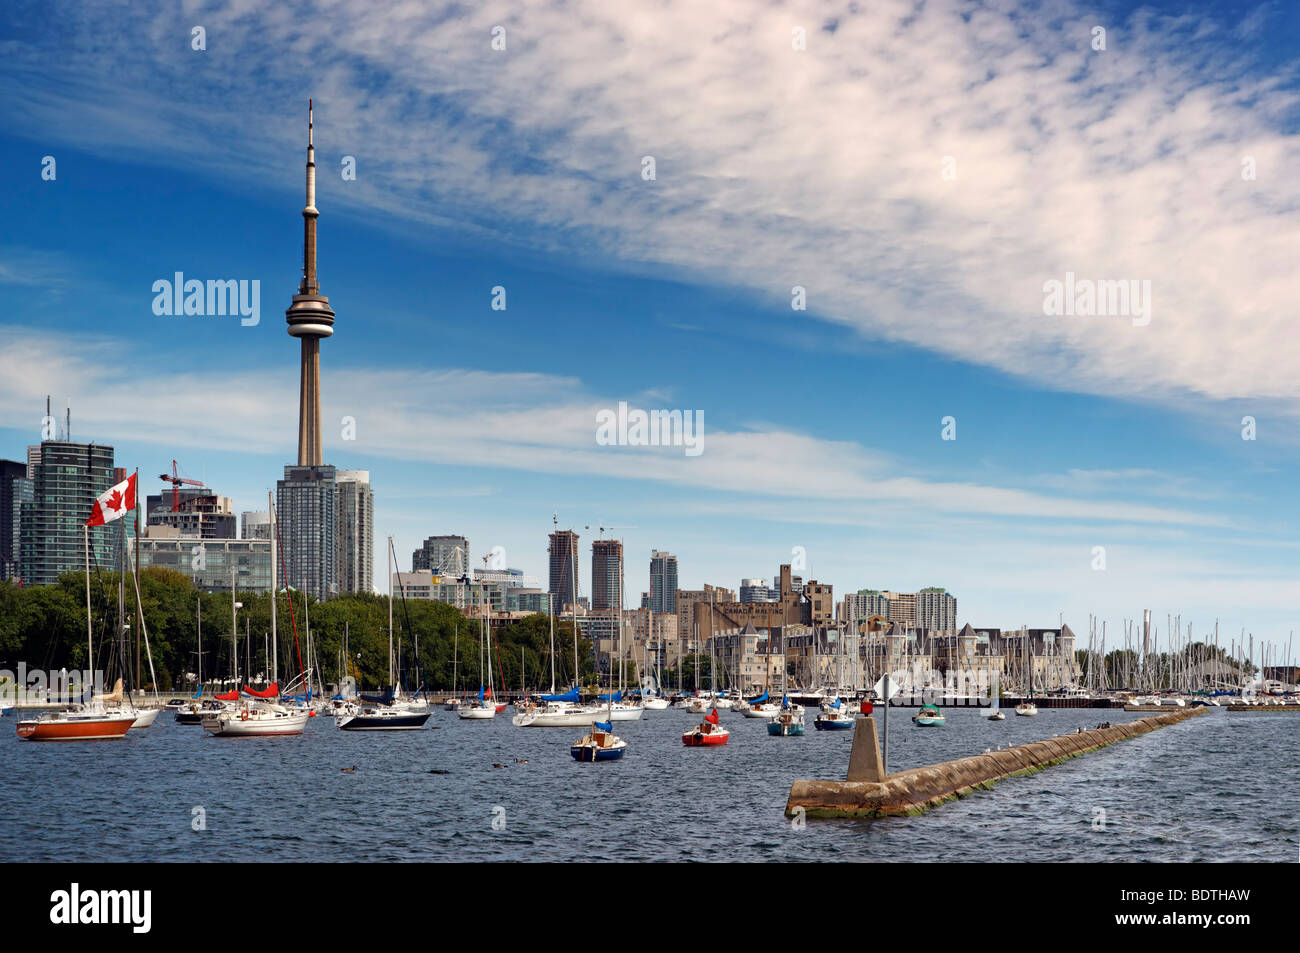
[0,705,1293,862]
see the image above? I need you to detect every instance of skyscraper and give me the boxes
[276,101,340,600]
[0,459,28,580]
[649,550,677,616]
[276,464,337,598]
[548,529,579,615]
[591,539,622,611]
[19,440,117,586]
[335,470,373,594]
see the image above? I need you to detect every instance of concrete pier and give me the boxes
[785,708,1204,819]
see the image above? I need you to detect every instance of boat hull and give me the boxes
[767,721,805,736]
[913,717,945,726]
[457,705,497,720]
[513,707,603,727]
[337,711,431,730]
[570,744,626,761]
[813,717,854,731]
[682,729,729,746]
[129,708,161,729]
[202,710,309,736]
[16,713,135,741]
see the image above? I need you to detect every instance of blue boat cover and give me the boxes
[595,721,612,732]
[830,698,841,709]
[597,690,623,702]
[541,688,579,702]
[748,691,769,705]
[478,685,485,702]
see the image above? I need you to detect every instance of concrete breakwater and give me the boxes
[785,707,1204,819]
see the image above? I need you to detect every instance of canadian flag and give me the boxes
[86,473,137,527]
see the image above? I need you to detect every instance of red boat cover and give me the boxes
[705,708,719,725]
[214,690,239,701]
[243,683,279,698]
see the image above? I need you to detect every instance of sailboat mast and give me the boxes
[268,491,278,685]
[387,535,394,687]
[570,529,579,690]
[231,567,238,686]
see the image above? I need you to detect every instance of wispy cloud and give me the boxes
[3,0,1297,416]
[0,325,1231,529]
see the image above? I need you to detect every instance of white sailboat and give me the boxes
[204,492,309,737]
[514,514,603,727]
[457,580,497,719]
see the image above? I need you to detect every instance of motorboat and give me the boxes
[642,695,671,711]
[570,720,627,761]
[912,704,945,726]
[175,698,231,725]
[683,708,730,746]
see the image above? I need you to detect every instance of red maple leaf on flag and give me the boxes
[106,489,123,512]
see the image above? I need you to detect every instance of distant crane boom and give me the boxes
[158,459,205,512]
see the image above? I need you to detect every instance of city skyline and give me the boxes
[1,0,1298,655]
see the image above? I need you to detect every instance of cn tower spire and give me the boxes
[301,98,318,295]
[285,98,335,467]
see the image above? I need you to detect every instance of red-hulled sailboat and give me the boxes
[682,707,730,746]
[17,475,141,742]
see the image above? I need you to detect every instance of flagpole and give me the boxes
[85,523,92,688]
[134,467,141,691]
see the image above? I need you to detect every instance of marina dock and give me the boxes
[785,707,1204,819]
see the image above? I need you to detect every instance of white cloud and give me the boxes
[0,325,1229,530]
[2,0,1297,417]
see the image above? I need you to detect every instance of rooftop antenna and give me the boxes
[65,398,70,442]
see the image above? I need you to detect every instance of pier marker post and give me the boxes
[847,716,885,782]
[881,672,889,776]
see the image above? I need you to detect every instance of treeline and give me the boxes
[0,569,598,693]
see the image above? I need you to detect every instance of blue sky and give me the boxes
[1,0,1298,661]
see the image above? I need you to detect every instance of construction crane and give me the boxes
[158,460,205,512]
[584,524,637,539]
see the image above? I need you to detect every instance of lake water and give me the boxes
[1,704,1292,862]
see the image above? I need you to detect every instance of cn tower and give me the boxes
[285,99,335,467]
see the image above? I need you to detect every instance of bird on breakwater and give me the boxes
[341,766,357,773]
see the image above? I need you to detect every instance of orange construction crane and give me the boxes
[158,460,205,512]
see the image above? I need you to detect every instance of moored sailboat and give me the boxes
[682,707,729,746]
[17,482,142,742]
[813,697,854,731]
